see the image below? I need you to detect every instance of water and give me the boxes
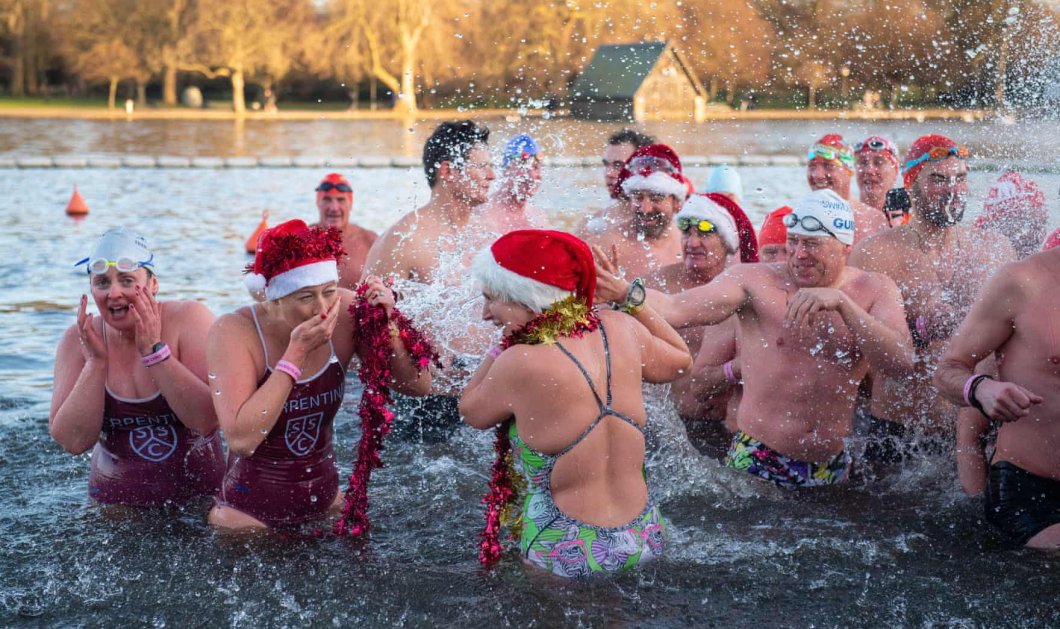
[3,118,1059,626]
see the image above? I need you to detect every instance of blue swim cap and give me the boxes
[501,134,540,168]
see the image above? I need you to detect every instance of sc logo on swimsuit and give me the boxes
[285,412,324,457]
[130,425,178,462]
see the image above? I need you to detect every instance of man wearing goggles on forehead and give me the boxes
[594,189,913,489]
[647,195,742,436]
[854,136,902,223]
[806,134,889,243]
[312,172,378,290]
[472,133,552,234]
[50,227,225,507]
[582,144,687,280]
[850,134,1015,464]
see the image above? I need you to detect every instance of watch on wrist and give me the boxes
[621,278,646,314]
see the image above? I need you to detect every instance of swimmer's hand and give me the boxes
[785,287,846,328]
[361,276,395,317]
[285,297,341,365]
[129,285,163,355]
[974,379,1043,423]
[591,244,627,305]
[77,294,106,363]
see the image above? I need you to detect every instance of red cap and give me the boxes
[903,135,958,189]
[974,171,1046,231]
[1043,227,1060,252]
[759,206,794,247]
[316,173,352,198]
[488,230,596,306]
[706,193,759,263]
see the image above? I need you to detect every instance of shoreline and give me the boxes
[0,105,994,123]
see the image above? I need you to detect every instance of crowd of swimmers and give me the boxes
[49,120,1060,579]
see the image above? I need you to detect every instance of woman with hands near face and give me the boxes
[207,220,429,531]
[49,227,225,507]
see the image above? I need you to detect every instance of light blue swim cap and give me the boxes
[706,165,743,200]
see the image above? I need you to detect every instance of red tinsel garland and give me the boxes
[479,302,600,567]
[334,283,440,538]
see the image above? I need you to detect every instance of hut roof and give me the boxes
[570,42,669,100]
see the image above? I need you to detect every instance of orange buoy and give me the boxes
[66,186,89,216]
[244,210,269,254]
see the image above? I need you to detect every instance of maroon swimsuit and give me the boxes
[89,388,225,506]
[215,306,346,527]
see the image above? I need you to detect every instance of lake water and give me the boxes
[2,117,1058,626]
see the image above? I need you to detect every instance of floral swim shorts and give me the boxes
[724,430,850,489]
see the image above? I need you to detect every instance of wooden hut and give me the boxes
[568,41,707,122]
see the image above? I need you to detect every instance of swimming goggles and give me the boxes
[806,144,855,169]
[676,217,717,235]
[75,254,155,275]
[316,182,352,193]
[627,155,676,175]
[782,212,838,240]
[903,146,970,171]
[854,138,898,158]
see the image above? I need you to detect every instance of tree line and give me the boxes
[0,0,1057,114]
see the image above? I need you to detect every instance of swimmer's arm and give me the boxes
[624,306,692,384]
[689,319,739,397]
[375,324,433,397]
[49,325,106,455]
[459,352,516,429]
[842,275,914,377]
[206,316,291,457]
[955,406,990,496]
[148,302,218,435]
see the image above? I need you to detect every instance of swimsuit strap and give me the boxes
[551,323,643,460]
[249,304,272,366]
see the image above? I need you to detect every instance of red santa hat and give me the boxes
[1043,227,1060,252]
[244,219,345,300]
[706,192,759,263]
[758,206,794,247]
[974,171,1047,231]
[676,194,739,254]
[618,144,688,201]
[472,229,596,312]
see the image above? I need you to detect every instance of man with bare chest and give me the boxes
[850,135,1015,460]
[361,120,496,439]
[647,195,741,428]
[806,134,889,243]
[583,144,687,280]
[312,173,378,288]
[935,247,1060,549]
[597,190,913,488]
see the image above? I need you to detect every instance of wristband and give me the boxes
[487,345,503,359]
[915,316,928,344]
[962,374,978,406]
[967,374,994,417]
[275,359,302,382]
[141,343,171,367]
[723,360,739,386]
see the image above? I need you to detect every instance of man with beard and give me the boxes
[578,129,655,236]
[849,135,1015,463]
[312,172,378,289]
[807,134,889,243]
[647,195,741,437]
[361,120,496,439]
[854,136,904,226]
[583,144,686,279]
[472,134,551,233]
[595,189,913,488]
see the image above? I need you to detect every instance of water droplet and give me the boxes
[305,466,312,474]
[208,372,217,380]
[310,495,318,503]
[213,389,221,396]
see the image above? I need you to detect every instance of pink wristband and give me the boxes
[723,360,738,386]
[141,344,171,367]
[915,316,928,343]
[962,374,978,406]
[487,346,503,359]
[275,360,302,381]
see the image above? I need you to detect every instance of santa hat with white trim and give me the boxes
[619,144,688,201]
[472,229,596,313]
[676,194,739,253]
[244,219,346,301]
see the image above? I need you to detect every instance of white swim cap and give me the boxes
[78,227,155,275]
[787,189,854,245]
[705,165,743,200]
